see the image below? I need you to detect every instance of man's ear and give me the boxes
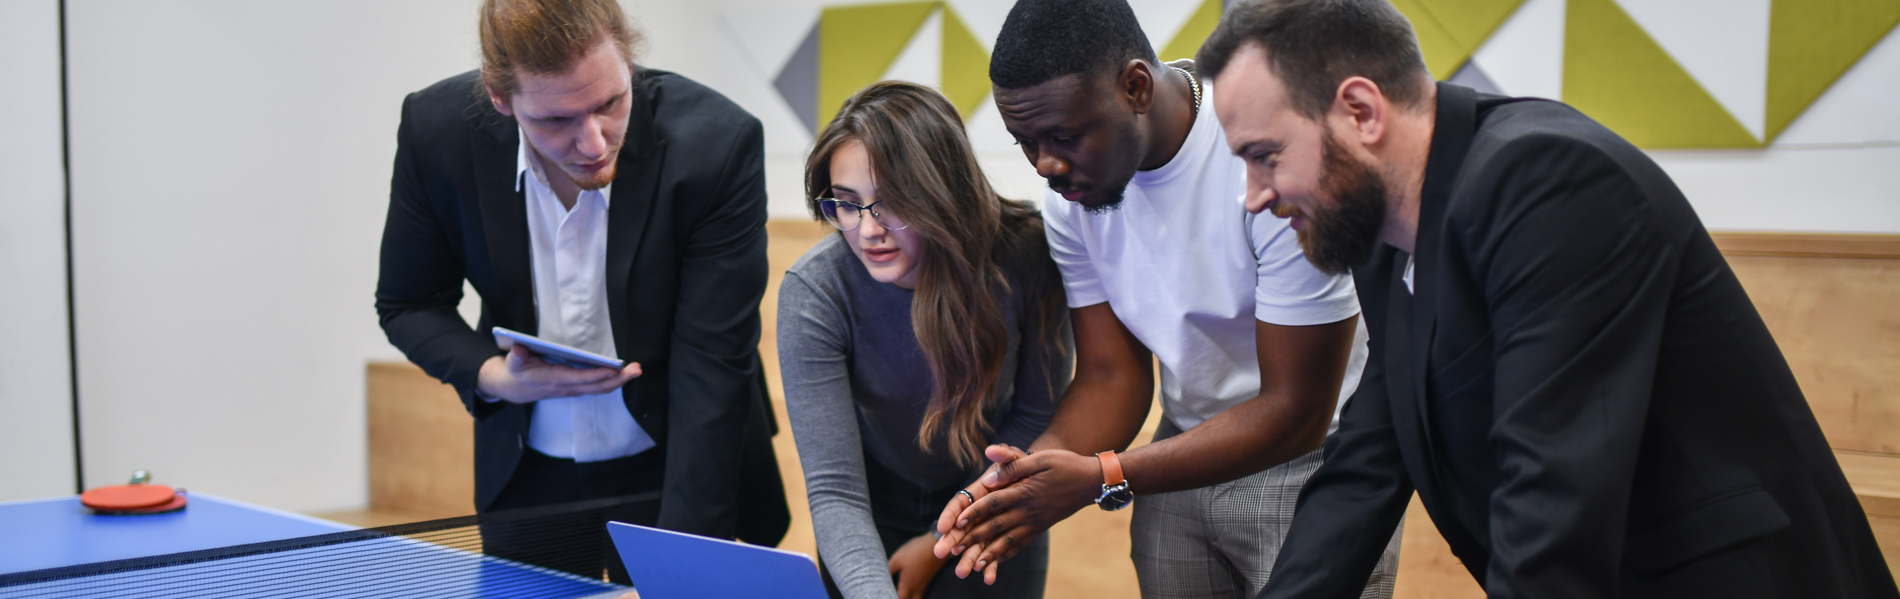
[1120,59,1157,115]
[1332,77,1387,147]
[485,81,515,117]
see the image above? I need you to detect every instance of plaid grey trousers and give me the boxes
[1129,421,1401,599]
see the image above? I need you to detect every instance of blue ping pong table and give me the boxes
[0,493,630,598]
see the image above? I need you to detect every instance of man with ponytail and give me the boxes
[375,0,788,582]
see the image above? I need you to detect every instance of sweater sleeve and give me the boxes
[991,299,1073,453]
[777,272,898,599]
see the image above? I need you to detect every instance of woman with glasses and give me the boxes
[779,81,1070,599]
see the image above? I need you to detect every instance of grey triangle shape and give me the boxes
[774,22,821,135]
[1446,60,1503,95]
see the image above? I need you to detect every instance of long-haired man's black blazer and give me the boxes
[1259,83,1897,599]
[376,69,789,544]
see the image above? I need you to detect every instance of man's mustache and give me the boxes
[1269,199,1300,219]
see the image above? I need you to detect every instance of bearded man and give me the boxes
[1196,1,1898,598]
[928,1,1399,596]
[374,0,788,582]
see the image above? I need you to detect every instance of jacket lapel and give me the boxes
[1383,252,1440,501]
[605,72,665,359]
[472,109,538,333]
[1406,82,1486,548]
[1409,83,1478,409]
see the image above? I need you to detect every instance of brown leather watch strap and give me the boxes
[1096,450,1125,486]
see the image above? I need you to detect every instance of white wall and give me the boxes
[0,0,78,502]
[65,1,482,512]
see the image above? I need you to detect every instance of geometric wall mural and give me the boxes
[1390,0,1528,78]
[769,1,991,134]
[1767,0,1900,140]
[1563,0,1761,148]
[1383,0,1899,148]
[819,2,987,132]
[1158,0,1225,65]
[753,0,1898,149]
[770,0,1226,135]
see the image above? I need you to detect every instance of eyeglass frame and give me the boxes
[813,197,910,232]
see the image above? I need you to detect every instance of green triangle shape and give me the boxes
[1389,0,1468,78]
[819,1,939,132]
[1766,0,1900,141]
[941,5,991,122]
[1562,0,1760,148]
[1160,0,1224,61]
[1418,0,1524,56]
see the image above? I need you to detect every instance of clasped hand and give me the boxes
[477,345,642,402]
[931,445,1104,584]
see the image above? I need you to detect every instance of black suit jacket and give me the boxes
[1260,83,1896,599]
[376,69,788,543]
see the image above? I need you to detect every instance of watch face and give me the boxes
[1097,485,1133,511]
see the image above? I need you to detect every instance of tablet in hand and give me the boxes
[492,327,626,370]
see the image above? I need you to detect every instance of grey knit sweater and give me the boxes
[777,235,1069,599]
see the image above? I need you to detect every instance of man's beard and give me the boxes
[1298,133,1389,276]
[1082,184,1128,215]
[566,158,617,191]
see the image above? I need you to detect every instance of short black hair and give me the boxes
[990,0,1158,90]
[1198,0,1430,119]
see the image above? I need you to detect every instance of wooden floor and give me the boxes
[324,223,1900,598]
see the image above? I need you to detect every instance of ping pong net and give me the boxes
[0,493,658,599]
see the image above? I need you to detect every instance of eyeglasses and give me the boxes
[814,198,909,232]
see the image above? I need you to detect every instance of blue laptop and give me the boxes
[608,521,829,599]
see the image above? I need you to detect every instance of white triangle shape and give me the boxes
[717,8,819,81]
[1775,25,1900,145]
[945,0,1016,51]
[968,101,1050,204]
[965,89,1019,154]
[883,7,944,90]
[1471,0,1566,100]
[1614,0,1769,140]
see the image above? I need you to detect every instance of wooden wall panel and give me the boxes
[1713,235,1900,455]
[365,362,476,518]
[1723,254,1900,454]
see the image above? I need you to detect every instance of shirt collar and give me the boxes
[515,129,612,206]
[515,129,540,192]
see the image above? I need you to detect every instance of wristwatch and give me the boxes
[1094,451,1133,511]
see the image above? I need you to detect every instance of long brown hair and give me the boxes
[805,81,1066,468]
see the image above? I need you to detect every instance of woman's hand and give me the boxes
[889,533,948,599]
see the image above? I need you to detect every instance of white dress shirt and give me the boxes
[514,133,656,462]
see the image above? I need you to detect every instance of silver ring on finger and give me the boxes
[956,489,976,504]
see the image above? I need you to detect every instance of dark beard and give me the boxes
[1082,185,1128,215]
[1299,134,1389,276]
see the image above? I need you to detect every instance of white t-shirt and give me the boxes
[1041,84,1368,434]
